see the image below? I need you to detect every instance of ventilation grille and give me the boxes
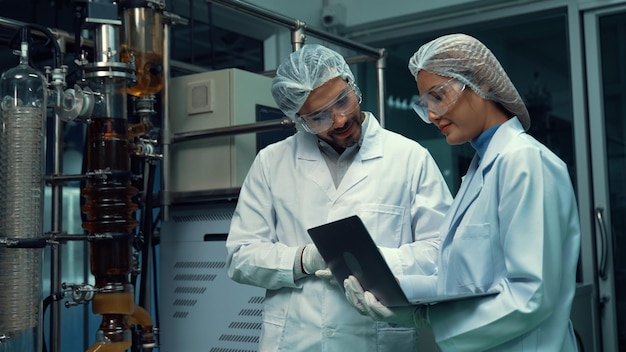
[238,308,263,317]
[173,286,207,295]
[173,299,197,307]
[173,210,233,223]
[209,348,255,352]
[173,311,189,319]
[219,334,260,344]
[166,249,264,351]
[174,261,225,269]
[248,296,264,305]
[173,273,217,281]
[228,321,262,330]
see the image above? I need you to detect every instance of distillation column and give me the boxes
[80,0,162,350]
[80,14,138,350]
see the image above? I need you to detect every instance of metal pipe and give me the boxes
[291,23,305,51]
[204,0,387,124]
[0,16,29,30]
[50,110,64,352]
[171,117,295,144]
[161,22,171,221]
[0,17,82,46]
[46,234,93,241]
[46,174,88,183]
[376,49,386,127]
[205,0,382,58]
[0,16,192,78]
[206,0,305,32]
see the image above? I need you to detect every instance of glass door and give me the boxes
[357,3,603,351]
[585,5,626,352]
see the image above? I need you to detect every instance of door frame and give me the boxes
[582,3,626,351]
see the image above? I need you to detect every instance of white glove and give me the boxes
[314,269,338,285]
[344,275,428,328]
[302,244,326,274]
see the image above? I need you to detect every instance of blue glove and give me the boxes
[343,275,428,328]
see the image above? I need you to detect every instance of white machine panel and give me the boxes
[159,203,264,352]
[169,68,279,192]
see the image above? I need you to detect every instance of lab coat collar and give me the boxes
[479,117,525,167]
[357,112,384,161]
[442,117,525,233]
[293,111,384,201]
[294,111,384,162]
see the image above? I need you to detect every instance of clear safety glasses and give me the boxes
[297,84,362,134]
[412,78,466,124]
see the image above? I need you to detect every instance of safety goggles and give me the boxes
[297,84,362,134]
[412,78,466,124]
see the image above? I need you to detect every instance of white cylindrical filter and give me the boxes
[0,41,46,352]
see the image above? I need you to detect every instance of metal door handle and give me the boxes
[595,206,609,280]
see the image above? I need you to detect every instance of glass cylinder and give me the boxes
[120,4,164,97]
[0,42,46,352]
[81,117,138,285]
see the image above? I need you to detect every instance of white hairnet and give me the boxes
[408,33,530,130]
[271,44,355,120]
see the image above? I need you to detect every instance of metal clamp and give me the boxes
[62,283,96,307]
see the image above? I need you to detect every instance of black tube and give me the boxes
[41,295,54,352]
[72,2,84,82]
[25,23,63,68]
[1,237,48,248]
[151,227,160,330]
[138,161,156,309]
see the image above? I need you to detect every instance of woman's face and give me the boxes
[416,70,500,145]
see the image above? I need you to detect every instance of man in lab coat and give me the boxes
[225,44,452,351]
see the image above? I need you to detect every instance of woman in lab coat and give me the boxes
[344,33,582,351]
[226,44,452,352]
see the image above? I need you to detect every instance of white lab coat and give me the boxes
[226,113,452,352]
[425,117,581,351]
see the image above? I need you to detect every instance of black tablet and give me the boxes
[307,215,499,307]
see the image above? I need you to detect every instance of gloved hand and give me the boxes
[314,269,338,286]
[301,244,326,275]
[344,275,428,328]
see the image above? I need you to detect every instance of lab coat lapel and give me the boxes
[333,114,383,200]
[295,132,336,200]
[333,153,367,199]
[442,118,524,235]
[443,155,483,233]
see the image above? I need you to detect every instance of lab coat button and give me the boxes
[325,328,334,336]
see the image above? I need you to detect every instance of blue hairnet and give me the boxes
[408,33,530,131]
[271,44,355,120]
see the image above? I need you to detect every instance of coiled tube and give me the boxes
[0,41,46,352]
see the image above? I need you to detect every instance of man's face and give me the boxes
[298,77,364,152]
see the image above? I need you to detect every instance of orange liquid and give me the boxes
[128,119,154,139]
[92,291,134,315]
[80,118,138,283]
[121,49,164,97]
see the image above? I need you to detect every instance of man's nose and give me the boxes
[329,109,350,127]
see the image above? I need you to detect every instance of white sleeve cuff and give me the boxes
[397,274,438,301]
[293,246,307,280]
